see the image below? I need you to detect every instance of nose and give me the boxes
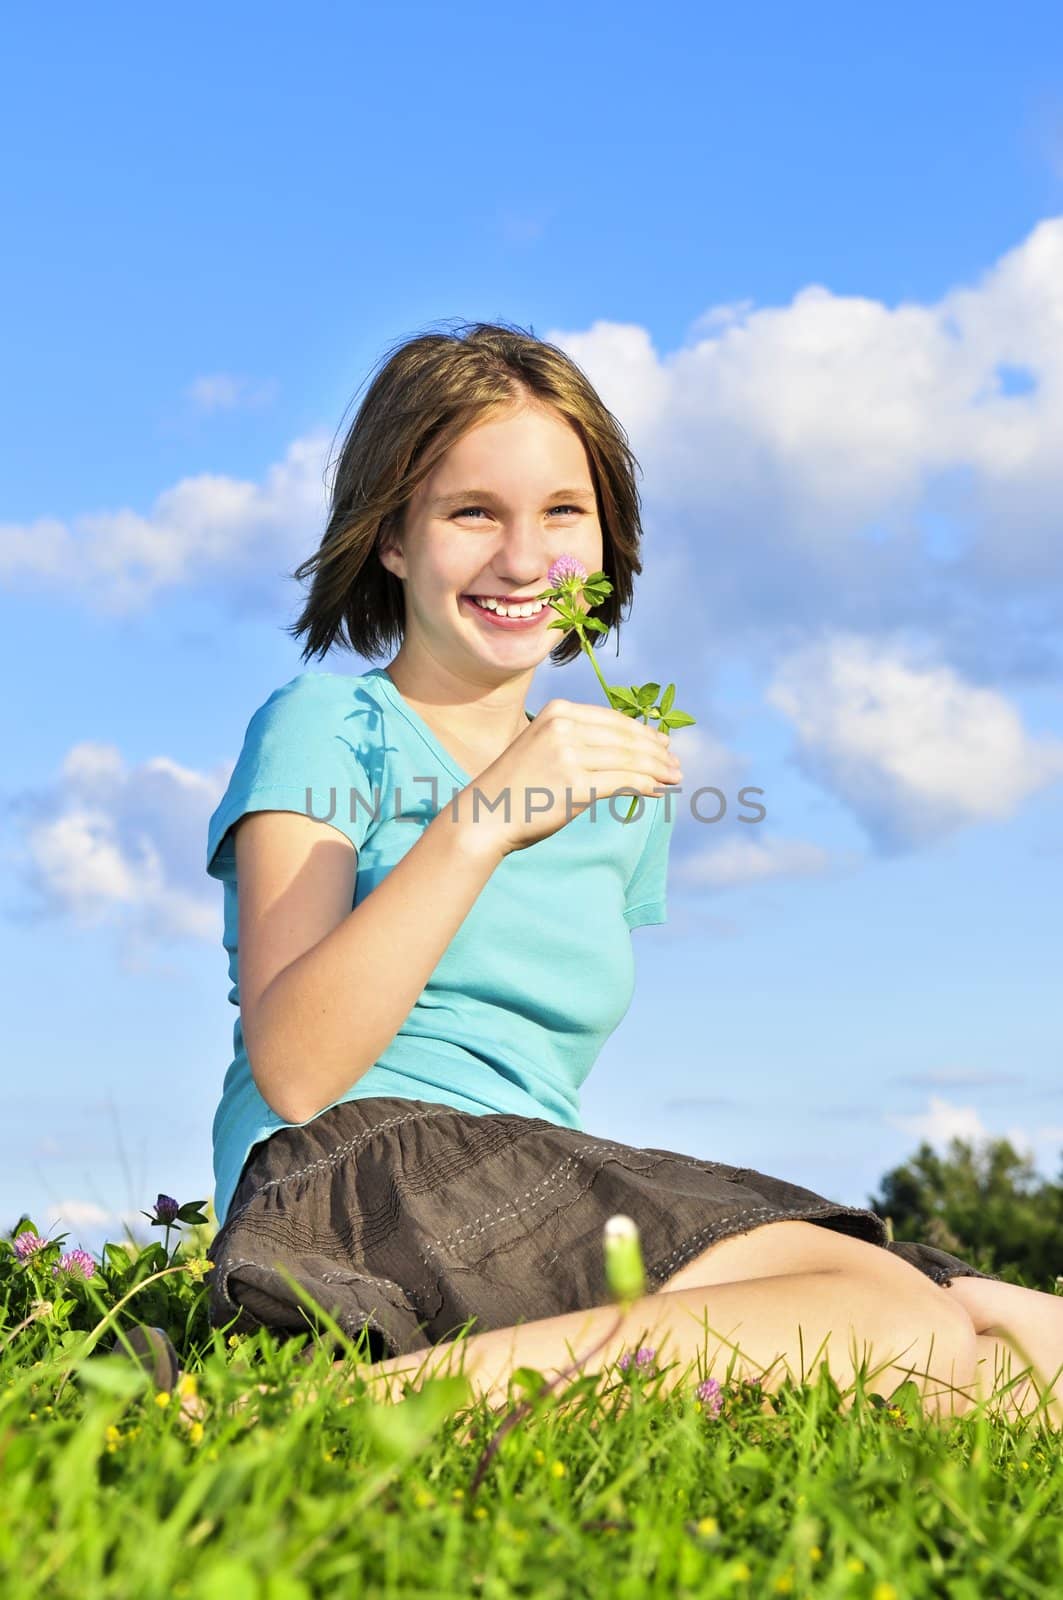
[482,515,553,588]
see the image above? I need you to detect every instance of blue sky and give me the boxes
[3,3,1062,1259]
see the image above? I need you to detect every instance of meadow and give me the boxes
[3,1198,1062,1600]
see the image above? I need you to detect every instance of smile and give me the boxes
[462,595,550,628]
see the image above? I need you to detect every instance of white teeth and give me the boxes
[472,597,543,618]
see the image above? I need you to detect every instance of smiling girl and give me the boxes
[201,321,1062,1427]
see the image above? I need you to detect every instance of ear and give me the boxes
[376,526,406,583]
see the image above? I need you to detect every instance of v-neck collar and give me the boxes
[367,667,533,786]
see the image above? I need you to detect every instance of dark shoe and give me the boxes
[112,1324,181,1391]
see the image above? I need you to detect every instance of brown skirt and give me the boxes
[205,1096,1000,1362]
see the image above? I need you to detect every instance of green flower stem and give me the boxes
[576,633,644,822]
[575,626,612,702]
[552,602,647,824]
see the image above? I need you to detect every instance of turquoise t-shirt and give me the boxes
[206,666,676,1227]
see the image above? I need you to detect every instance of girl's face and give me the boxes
[380,404,605,684]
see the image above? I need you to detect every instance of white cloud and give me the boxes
[765,631,1063,848]
[676,833,842,890]
[886,1095,991,1147]
[608,217,1062,566]
[42,1198,112,1228]
[42,1203,146,1235]
[885,1095,1063,1173]
[0,431,331,615]
[185,373,279,413]
[12,740,229,947]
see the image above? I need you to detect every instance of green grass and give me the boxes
[4,1211,1063,1599]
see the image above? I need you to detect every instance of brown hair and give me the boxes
[285,318,646,668]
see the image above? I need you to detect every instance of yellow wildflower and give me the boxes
[809,1546,822,1562]
[550,1460,567,1479]
[732,1560,751,1581]
[872,1585,898,1600]
[104,1425,122,1444]
[847,1558,865,1574]
[696,1516,719,1538]
[473,1506,488,1521]
[186,1421,204,1446]
[176,1373,199,1400]
[773,1574,793,1594]
[154,1391,171,1409]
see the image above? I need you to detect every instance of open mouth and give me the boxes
[461,595,550,628]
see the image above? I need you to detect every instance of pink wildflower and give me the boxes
[546,555,588,591]
[618,1345,658,1375]
[51,1248,96,1280]
[695,1377,723,1416]
[13,1231,48,1260]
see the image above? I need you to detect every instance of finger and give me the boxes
[583,768,680,799]
[569,719,672,759]
[554,702,671,747]
[596,740,682,780]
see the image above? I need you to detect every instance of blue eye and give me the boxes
[454,505,584,519]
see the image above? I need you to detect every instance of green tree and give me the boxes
[869,1137,1063,1289]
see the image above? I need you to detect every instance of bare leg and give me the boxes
[213,1239,1060,1430]
[945,1277,1063,1428]
[641,1218,1062,1428]
[209,1223,1061,1430]
[285,1265,994,1422]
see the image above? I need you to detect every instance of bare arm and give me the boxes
[236,698,679,1125]
[240,792,507,1124]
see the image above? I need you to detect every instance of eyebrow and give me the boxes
[433,486,596,507]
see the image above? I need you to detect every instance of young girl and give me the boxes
[202,321,1062,1427]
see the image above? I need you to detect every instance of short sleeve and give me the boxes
[622,795,677,929]
[206,674,381,883]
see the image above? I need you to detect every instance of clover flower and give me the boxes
[546,554,589,593]
[13,1230,49,1260]
[617,1345,658,1375]
[51,1248,97,1280]
[140,1192,210,1263]
[695,1376,724,1415]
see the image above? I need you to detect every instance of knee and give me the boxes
[846,1258,980,1388]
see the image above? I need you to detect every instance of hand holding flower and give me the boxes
[538,556,695,820]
